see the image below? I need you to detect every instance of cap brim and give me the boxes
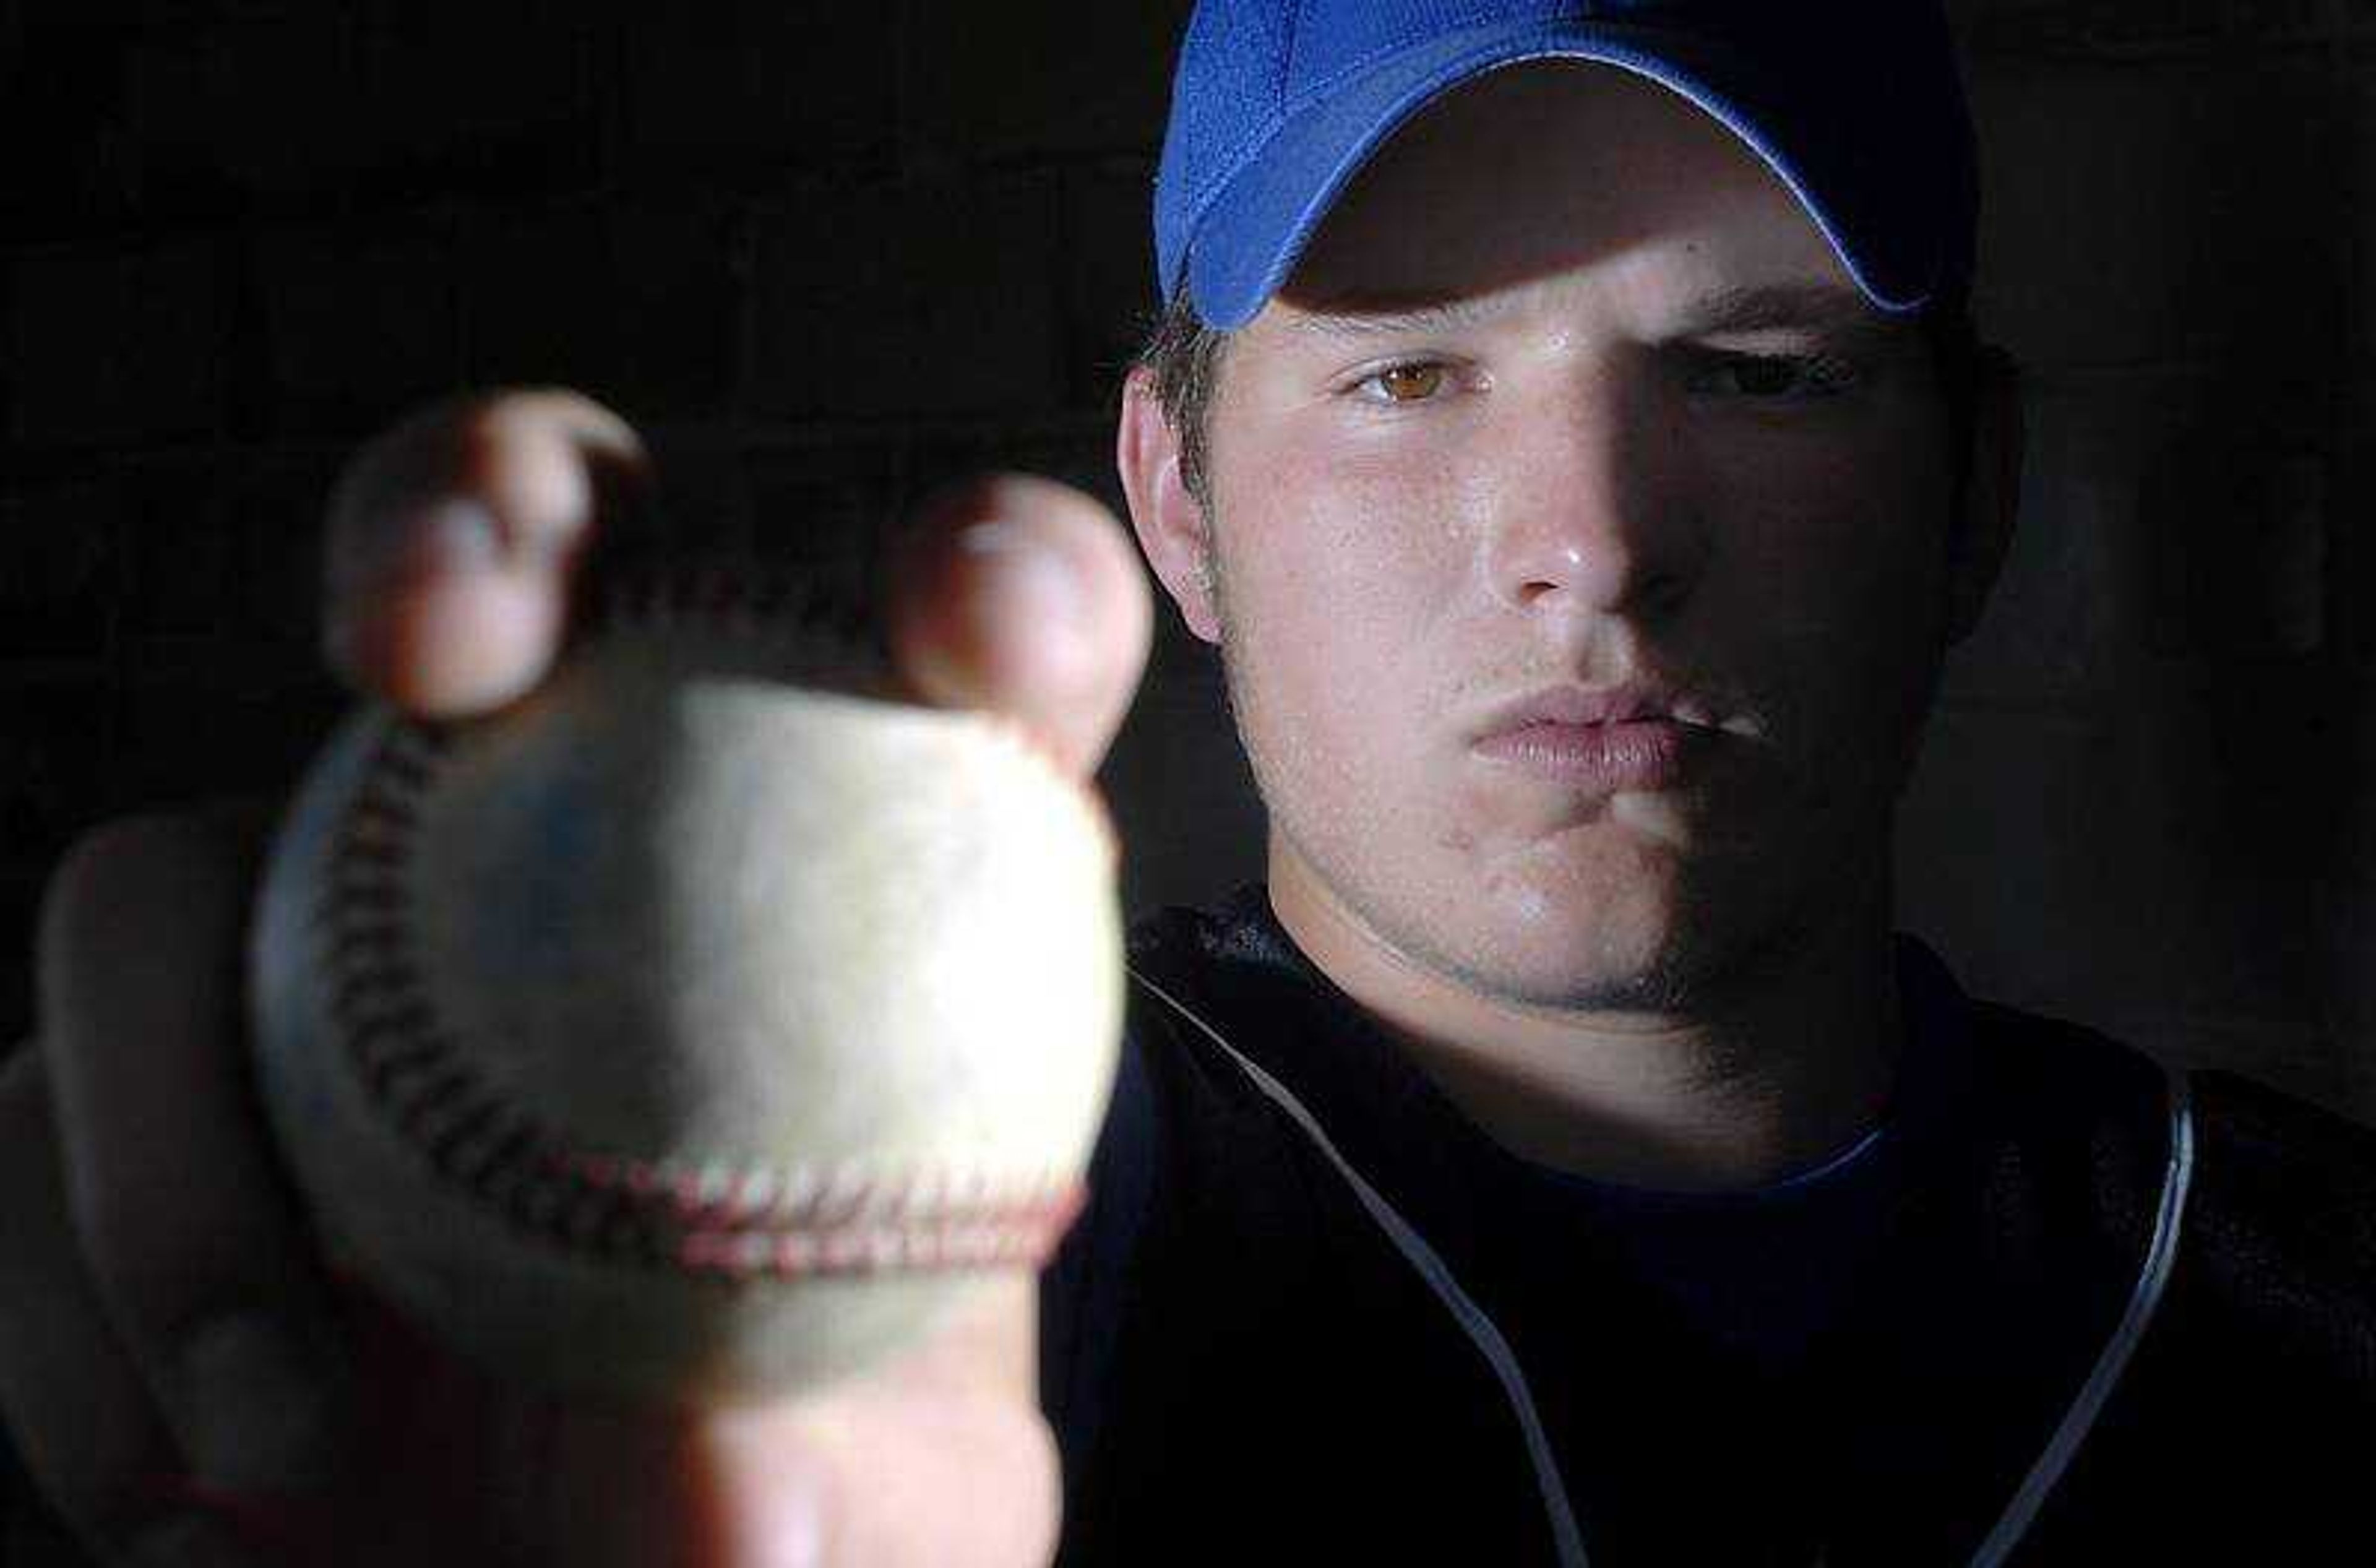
[1182,18,1952,331]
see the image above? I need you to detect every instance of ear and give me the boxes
[1117,365,1223,645]
[1944,346,2024,645]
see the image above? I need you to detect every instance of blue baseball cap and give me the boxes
[1154,0,1979,331]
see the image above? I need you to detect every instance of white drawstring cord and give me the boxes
[1127,965,2196,1568]
[1127,965,1594,1568]
[1968,1068,2196,1566]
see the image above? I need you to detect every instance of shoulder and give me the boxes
[1116,887,1332,1124]
[2176,1066,2376,1332]
[1955,974,2376,1378]
[2185,1064,2376,1208]
[1040,889,1320,1455]
[1963,978,2376,1297]
[1906,941,2376,1349]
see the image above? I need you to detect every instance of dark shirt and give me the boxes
[1043,886,2376,1566]
[5,888,2372,1565]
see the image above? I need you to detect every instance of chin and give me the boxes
[1482,946,1729,1015]
[1447,909,1729,1015]
[1439,815,1882,1016]
[1371,850,1743,1015]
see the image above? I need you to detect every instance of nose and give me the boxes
[1484,374,1705,622]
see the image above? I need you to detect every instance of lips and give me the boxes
[1474,718,1694,790]
[1473,681,1715,734]
[1470,683,1740,791]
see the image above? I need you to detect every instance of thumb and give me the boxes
[522,1278,1056,1568]
[885,475,1154,780]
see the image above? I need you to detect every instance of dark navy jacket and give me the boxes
[1043,888,2376,1566]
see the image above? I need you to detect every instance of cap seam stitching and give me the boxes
[1191,34,1946,319]
[1278,0,1304,111]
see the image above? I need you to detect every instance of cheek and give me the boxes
[1702,447,1952,785]
[1212,443,1483,749]
[1231,436,1483,592]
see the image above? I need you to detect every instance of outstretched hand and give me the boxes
[0,389,1153,1566]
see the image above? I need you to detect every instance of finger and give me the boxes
[775,1276,1056,1568]
[518,1276,1055,1568]
[322,389,652,720]
[35,812,354,1504]
[0,1050,254,1567]
[886,475,1154,780]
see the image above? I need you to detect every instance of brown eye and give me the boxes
[1374,363,1445,402]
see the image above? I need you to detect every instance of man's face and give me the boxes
[1189,62,1970,1012]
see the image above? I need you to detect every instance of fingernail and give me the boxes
[332,498,500,597]
[178,1312,345,1493]
[958,520,1085,623]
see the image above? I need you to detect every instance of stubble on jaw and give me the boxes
[1200,496,1931,1038]
[1201,501,1803,1021]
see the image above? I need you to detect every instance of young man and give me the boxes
[4,2,2371,1566]
[1054,3,2376,1563]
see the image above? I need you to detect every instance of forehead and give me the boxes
[1276,61,1851,325]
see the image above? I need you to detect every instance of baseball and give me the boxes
[248,563,1124,1406]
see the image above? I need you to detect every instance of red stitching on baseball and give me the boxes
[314,562,1091,1285]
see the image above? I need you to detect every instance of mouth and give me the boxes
[1470,683,1754,791]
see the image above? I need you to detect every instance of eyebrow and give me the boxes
[1289,292,1510,342]
[1289,279,1906,345]
[1667,282,1899,339]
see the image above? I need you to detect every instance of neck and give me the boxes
[1267,835,1902,1195]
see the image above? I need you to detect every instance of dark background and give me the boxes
[2,0,2373,1126]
